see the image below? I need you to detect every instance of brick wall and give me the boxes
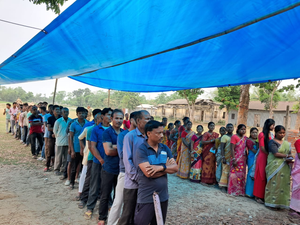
[286,130,299,156]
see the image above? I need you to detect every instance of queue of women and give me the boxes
[164,117,300,219]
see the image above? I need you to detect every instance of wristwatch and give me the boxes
[162,164,167,171]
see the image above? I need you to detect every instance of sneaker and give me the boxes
[42,158,46,162]
[37,157,44,161]
[60,175,67,180]
[20,140,23,143]
[64,180,70,186]
[75,178,80,183]
[32,155,37,159]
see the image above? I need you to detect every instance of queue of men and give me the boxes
[4,102,178,225]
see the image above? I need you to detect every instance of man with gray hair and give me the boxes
[53,107,72,175]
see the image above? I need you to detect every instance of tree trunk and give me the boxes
[295,99,300,131]
[237,84,250,125]
[269,90,274,118]
[191,103,195,123]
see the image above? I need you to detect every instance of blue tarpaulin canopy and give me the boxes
[1,0,300,92]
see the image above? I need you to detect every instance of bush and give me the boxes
[217,120,226,125]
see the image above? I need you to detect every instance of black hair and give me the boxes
[53,105,60,110]
[249,127,259,139]
[59,106,63,110]
[40,106,46,112]
[226,123,233,128]
[6,103,11,106]
[263,119,275,152]
[48,104,54,109]
[236,124,246,134]
[93,109,101,117]
[13,102,17,104]
[102,108,113,116]
[182,117,189,123]
[84,108,88,113]
[174,120,181,126]
[136,110,150,120]
[274,125,286,138]
[168,123,174,129]
[76,107,86,113]
[187,121,192,125]
[43,101,48,104]
[112,109,124,118]
[162,117,167,121]
[23,103,28,106]
[220,126,226,132]
[130,111,138,120]
[208,121,215,127]
[197,125,203,130]
[145,120,164,137]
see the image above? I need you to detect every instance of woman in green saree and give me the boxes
[265,125,293,209]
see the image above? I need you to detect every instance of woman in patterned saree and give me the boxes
[170,120,181,159]
[177,121,195,179]
[200,122,219,185]
[253,119,275,204]
[176,117,190,164]
[265,125,292,209]
[289,138,300,218]
[228,124,247,196]
[245,127,259,198]
[189,125,204,183]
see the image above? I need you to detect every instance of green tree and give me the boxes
[29,0,68,14]
[55,91,66,104]
[177,89,204,122]
[155,93,169,105]
[253,81,294,118]
[214,86,241,121]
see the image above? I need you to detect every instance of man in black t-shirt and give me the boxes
[45,105,61,172]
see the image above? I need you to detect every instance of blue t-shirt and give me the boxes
[102,126,123,175]
[135,140,172,204]
[90,123,108,164]
[117,130,129,173]
[43,113,52,123]
[70,120,86,153]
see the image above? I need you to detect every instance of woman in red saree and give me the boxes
[166,123,174,148]
[176,117,190,164]
[170,120,181,159]
[253,119,275,204]
[190,125,204,183]
[228,124,247,196]
[200,122,219,185]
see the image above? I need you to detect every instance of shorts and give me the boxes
[67,154,72,162]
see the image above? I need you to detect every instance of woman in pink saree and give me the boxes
[228,124,247,196]
[290,139,300,218]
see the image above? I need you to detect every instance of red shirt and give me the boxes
[123,120,130,129]
[28,114,43,134]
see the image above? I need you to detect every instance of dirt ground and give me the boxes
[0,116,299,224]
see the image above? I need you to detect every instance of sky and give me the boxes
[0,0,298,100]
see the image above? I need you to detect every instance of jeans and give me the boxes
[118,188,138,225]
[46,138,56,168]
[5,119,10,133]
[86,163,103,211]
[41,142,45,158]
[107,172,125,225]
[30,132,44,156]
[80,160,93,204]
[26,130,31,145]
[134,201,168,225]
[70,152,83,186]
[21,126,28,143]
[10,119,16,135]
[98,169,118,221]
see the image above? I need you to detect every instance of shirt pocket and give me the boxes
[159,151,168,164]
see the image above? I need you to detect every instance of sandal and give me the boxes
[78,201,86,209]
[69,185,74,190]
[75,195,81,201]
[44,167,51,172]
[84,211,93,220]
[255,198,264,204]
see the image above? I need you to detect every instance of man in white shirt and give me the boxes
[53,107,72,175]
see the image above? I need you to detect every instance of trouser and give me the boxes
[81,160,93,203]
[46,138,56,168]
[21,126,28,143]
[30,132,43,156]
[86,163,103,211]
[10,119,16,135]
[15,122,21,139]
[26,130,31,145]
[5,119,10,133]
[41,142,45,158]
[134,201,168,225]
[54,145,68,172]
[107,172,125,225]
[118,188,138,225]
[79,165,87,193]
[98,169,118,221]
[70,152,83,186]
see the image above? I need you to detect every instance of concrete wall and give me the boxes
[228,109,297,129]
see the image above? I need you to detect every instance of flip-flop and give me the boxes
[75,195,80,201]
[255,198,264,204]
[84,211,93,220]
[78,201,86,209]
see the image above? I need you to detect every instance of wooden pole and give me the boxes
[285,105,290,130]
[53,78,58,104]
[108,89,110,107]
